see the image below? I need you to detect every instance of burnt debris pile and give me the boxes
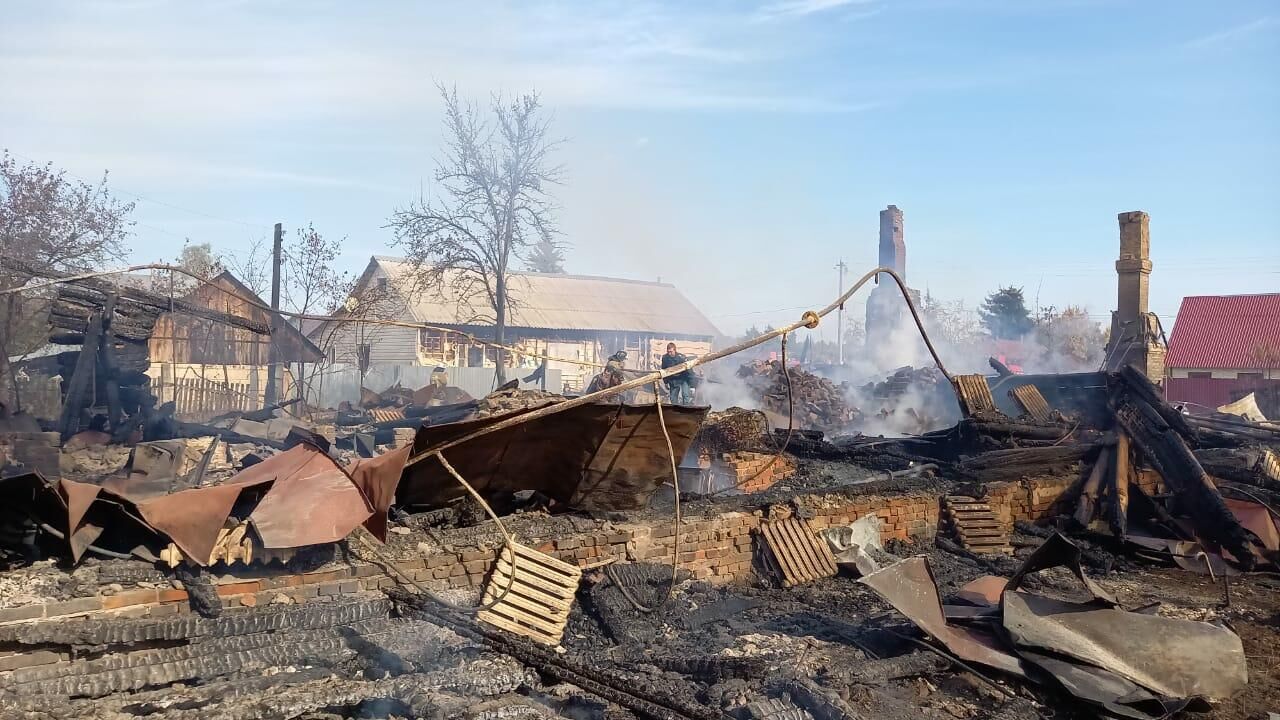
[737,360,859,432]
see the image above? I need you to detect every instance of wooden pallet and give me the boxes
[1009,384,1053,423]
[758,517,838,588]
[941,496,1012,555]
[476,542,582,647]
[951,374,997,417]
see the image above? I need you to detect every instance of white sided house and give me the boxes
[309,256,719,399]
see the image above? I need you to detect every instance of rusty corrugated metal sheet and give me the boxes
[758,517,838,587]
[368,407,406,423]
[1166,293,1280,370]
[1010,384,1053,423]
[952,374,997,416]
[398,402,707,512]
[24,445,387,564]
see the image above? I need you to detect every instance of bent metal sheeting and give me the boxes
[13,444,396,566]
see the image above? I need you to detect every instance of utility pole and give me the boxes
[263,222,283,407]
[835,259,848,365]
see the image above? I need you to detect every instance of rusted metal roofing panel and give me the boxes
[757,517,838,587]
[398,402,707,512]
[373,256,720,338]
[368,407,406,423]
[951,374,997,416]
[1166,293,1280,370]
[1010,384,1054,423]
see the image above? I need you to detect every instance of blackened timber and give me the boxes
[1109,431,1131,539]
[1114,393,1256,570]
[1074,447,1110,527]
[0,254,270,335]
[963,418,1073,441]
[57,310,103,440]
[1117,365,1198,445]
[1195,447,1280,491]
[0,597,391,646]
[98,293,122,429]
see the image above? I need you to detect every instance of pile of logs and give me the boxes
[694,407,770,455]
[736,361,858,431]
[860,365,949,401]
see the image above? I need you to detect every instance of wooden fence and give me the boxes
[153,376,256,422]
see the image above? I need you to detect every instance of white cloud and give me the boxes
[1184,16,1277,50]
[753,0,878,22]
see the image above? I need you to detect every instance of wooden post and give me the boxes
[58,311,104,440]
[98,293,122,431]
[1110,431,1131,539]
[263,221,283,407]
[1074,447,1111,527]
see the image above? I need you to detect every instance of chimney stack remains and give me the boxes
[1104,211,1166,380]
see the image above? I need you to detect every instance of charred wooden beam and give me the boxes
[0,597,391,648]
[1195,447,1280,492]
[1117,365,1198,445]
[1074,446,1111,527]
[1114,392,1256,570]
[1,254,270,335]
[1109,431,1131,540]
[964,418,1074,442]
[57,310,103,440]
[98,293,123,429]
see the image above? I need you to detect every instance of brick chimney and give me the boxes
[1115,211,1151,322]
[878,204,906,277]
[866,205,910,349]
[1105,211,1166,379]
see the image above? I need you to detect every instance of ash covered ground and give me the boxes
[2,444,1277,720]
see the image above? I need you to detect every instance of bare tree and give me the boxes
[0,151,134,405]
[387,85,563,383]
[221,236,272,298]
[283,224,351,321]
[280,224,357,402]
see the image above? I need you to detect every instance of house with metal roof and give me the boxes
[309,256,719,393]
[1165,293,1280,417]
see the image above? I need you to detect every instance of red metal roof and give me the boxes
[1166,294,1280,370]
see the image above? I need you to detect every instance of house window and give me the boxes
[419,329,444,356]
[377,277,388,292]
[1237,372,1264,381]
[1188,372,1212,379]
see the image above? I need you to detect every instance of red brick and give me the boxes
[215,581,262,597]
[158,589,189,603]
[100,589,158,610]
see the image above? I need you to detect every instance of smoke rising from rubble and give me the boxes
[700,298,1105,437]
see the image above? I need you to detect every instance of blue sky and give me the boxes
[2,0,1276,338]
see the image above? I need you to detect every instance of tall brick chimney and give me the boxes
[1115,211,1151,322]
[866,205,909,349]
[878,204,906,277]
[1105,211,1166,379]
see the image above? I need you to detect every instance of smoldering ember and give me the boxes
[1,203,1279,720]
